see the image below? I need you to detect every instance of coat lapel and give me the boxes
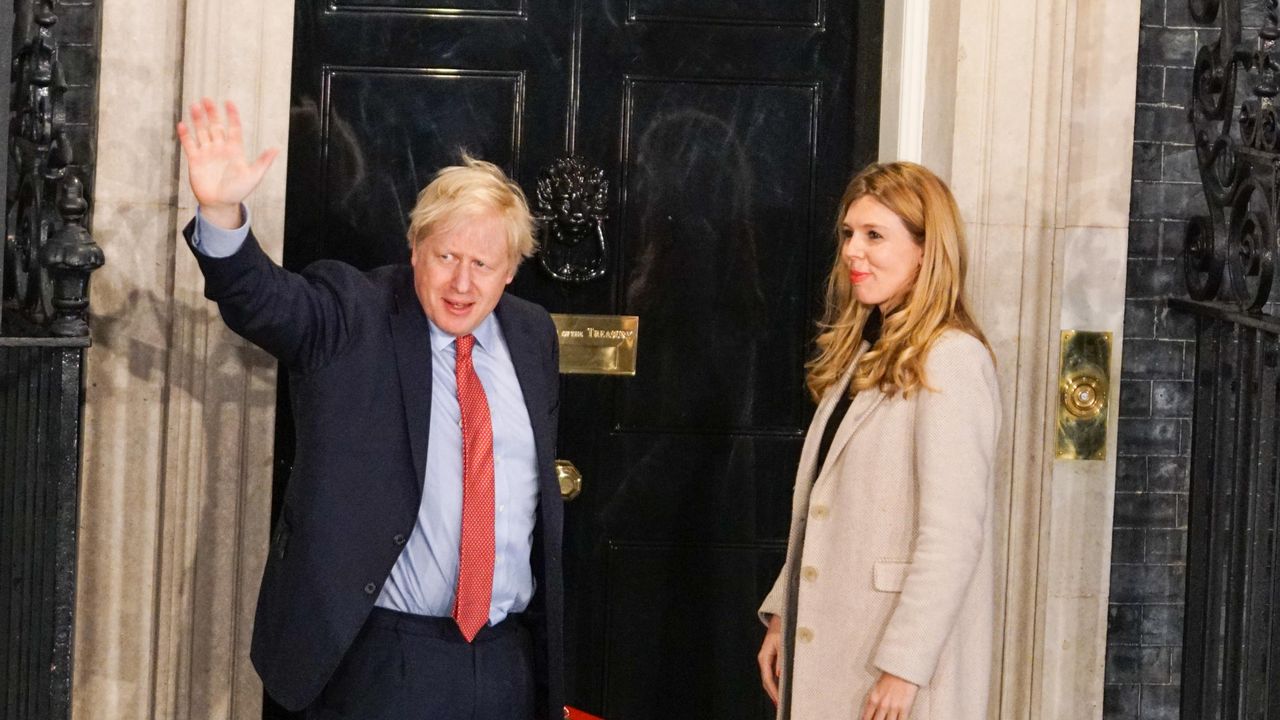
[795,367,852,484]
[812,343,886,486]
[495,296,553,463]
[494,296,562,528]
[389,270,432,492]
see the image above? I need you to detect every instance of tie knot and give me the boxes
[456,334,476,359]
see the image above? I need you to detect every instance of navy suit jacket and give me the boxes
[186,222,564,716]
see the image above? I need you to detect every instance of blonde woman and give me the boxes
[757,162,1000,720]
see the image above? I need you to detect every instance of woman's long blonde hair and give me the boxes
[806,162,990,401]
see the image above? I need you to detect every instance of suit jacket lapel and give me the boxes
[389,270,432,492]
[495,296,553,465]
[813,343,886,485]
[494,296,562,521]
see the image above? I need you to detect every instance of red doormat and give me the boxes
[565,707,604,720]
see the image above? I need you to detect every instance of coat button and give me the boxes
[393,534,407,546]
[811,504,829,519]
[802,566,819,582]
[797,627,814,643]
[364,582,377,595]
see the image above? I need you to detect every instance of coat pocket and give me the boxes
[872,561,911,592]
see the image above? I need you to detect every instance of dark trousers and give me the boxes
[303,608,536,720]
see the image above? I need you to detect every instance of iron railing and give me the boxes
[0,1,101,719]
[1182,0,1280,716]
[2,0,101,337]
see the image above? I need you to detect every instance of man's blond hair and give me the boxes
[406,155,536,265]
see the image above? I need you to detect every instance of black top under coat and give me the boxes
[814,308,884,470]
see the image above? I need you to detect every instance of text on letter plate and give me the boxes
[551,314,639,376]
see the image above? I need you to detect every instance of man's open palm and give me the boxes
[177,98,279,227]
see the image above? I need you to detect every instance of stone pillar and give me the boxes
[882,0,1140,717]
[74,1,293,717]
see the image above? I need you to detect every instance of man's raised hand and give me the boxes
[177,98,280,229]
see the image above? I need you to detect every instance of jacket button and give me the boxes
[364,582,377,595]
[801,566,819,582]
[797,627,814,643]
[811,504,829,519]
[393,534,407,546]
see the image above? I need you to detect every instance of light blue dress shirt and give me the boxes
[191,205,253,257]
[378,315,539,622]
[193,208,541,625]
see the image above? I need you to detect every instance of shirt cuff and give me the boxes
[192,205,251,258]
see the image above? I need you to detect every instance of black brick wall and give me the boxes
[1104,1,1264,717]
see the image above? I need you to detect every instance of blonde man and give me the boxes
[178,98,563,720]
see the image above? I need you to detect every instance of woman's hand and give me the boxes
[177,98,280,229]
[861,671,918,720]
[757,614,783,705]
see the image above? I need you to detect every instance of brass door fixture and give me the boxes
[551,313,639,375]
[556,459,583,501]
[1063,372,1105,420]
[1055,330,1112,460]
[534,156,609,283]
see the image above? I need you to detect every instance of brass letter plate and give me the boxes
[551,314,639,376]
[1055,330,1112,460]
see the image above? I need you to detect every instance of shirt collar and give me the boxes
[427,311,500,355]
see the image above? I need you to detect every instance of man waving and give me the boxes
[178,98,563,720]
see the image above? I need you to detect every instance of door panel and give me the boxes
[616,78,817,432]
[603,544,779,718]
[625,0,822,26]
[332,0,525,12]
[278,2,880,718]
[318,68,527,267]
[282,3,569,271]
[545,6,877,714]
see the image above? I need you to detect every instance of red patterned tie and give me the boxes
[452,334,495,642]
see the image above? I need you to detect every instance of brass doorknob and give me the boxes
[1055,331,1112,461]
[1061,370,1107,419]
[556,459,583,501]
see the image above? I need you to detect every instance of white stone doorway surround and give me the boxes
[881,0,1139,717]
[73,1,1138,718]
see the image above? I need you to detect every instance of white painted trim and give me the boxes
[879,0,932,163]
[878,0,960,175]
[897,0,930,162]
[880,1,1141,717]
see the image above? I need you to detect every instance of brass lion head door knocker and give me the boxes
[534,155,608,283]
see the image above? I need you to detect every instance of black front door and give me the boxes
[275,3,880,718]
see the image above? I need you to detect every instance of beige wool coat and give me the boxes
[759,329,1001,720]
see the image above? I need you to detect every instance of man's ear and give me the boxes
[505,255,520,285]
